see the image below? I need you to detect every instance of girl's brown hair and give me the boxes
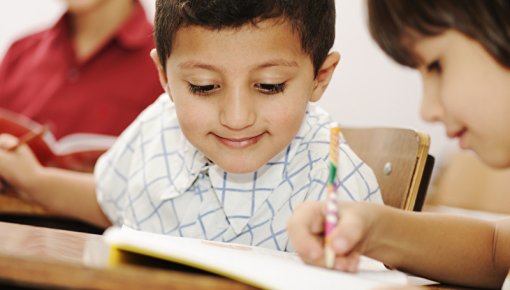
[367,0,510,68]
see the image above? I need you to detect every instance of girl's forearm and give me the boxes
[368,206,506,288]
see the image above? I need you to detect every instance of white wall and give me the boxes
[0,0,457,166]
[328,0,456,163]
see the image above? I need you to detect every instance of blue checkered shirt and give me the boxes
[95,94,383,251]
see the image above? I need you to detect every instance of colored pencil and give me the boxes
[324,122,340,269]
[8,125,48,152]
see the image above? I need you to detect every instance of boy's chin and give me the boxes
[215,159,267,174]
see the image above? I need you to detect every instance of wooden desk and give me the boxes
[0,221,255,290]
[0,221,484,290]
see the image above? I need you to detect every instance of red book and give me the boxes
[0,108,116,172]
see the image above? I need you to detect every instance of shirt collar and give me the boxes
[207,147,296,234]
[159,135,210,200]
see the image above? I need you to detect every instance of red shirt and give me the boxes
[0,2,163,139]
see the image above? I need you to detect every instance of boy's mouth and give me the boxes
[214,132,265,149]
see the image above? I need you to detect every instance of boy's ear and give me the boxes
[150,48,169,92]
[310,52,341,102]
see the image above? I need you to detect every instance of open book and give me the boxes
[0,108,116,172]
[104,227,410,290]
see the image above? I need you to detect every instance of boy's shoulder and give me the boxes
[3,29,50,63]
[138,93,175,119]
[109,93,179,148]
[286,103,333,165]
[296,104,358,162]
[299,103,332,143]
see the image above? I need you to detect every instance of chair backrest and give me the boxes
[342,127,435,211]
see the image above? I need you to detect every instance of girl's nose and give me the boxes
[420,79,444,123]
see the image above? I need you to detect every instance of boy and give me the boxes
[0,0,162,139]
[0,0,382,251]
[287,0,510,287]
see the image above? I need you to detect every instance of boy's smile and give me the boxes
[152,18,339,173]
[214,132,266,149]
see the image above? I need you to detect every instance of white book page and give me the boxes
[0,107,116,155]
[104,226,410,290]
[49,133,117,154]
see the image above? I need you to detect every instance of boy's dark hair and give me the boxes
[367,0,510,68]
[154,0,335,77]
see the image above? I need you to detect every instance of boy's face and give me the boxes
[152,19,339,173]
[414,29,510,168]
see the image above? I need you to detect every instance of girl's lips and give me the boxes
[458,129,468,149]
[449,128,468,149]
[448,128,466,139]
[215,133,265,149]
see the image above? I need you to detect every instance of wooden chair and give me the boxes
[342,127,435,211]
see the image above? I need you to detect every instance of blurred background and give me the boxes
[0,0,453,160]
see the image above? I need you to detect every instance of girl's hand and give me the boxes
[287,201,328,266]
[288,200,378,272]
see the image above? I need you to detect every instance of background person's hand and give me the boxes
[0,133,44,200]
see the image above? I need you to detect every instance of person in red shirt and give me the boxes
[0,0,163,139]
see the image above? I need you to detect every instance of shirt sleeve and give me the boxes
[94,94,170,225]
[337,141,383,203]
[299,134,383,205]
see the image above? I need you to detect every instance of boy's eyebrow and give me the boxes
[257,59,299,69]
[177,59,299,71]
[178,62,219,71]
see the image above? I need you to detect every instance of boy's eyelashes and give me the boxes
[187,82,287,96]
[188,83,219,96]
[255,82,286,94]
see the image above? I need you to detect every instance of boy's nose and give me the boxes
[219,89,256,130]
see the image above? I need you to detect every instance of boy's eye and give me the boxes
[188,83,220,95]
[255,83,286,94]
[426,60,442,73]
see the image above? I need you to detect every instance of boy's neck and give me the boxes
[70,0,135,61]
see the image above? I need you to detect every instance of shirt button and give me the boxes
[68,68,80,82]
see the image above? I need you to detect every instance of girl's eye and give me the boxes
[255,83,286,94]
[426,60,442,73]
[188,83,220,96]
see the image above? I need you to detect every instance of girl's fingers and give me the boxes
[334,251,360,272]
[288,201,327,265]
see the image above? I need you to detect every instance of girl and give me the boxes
[287,0,510,288]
